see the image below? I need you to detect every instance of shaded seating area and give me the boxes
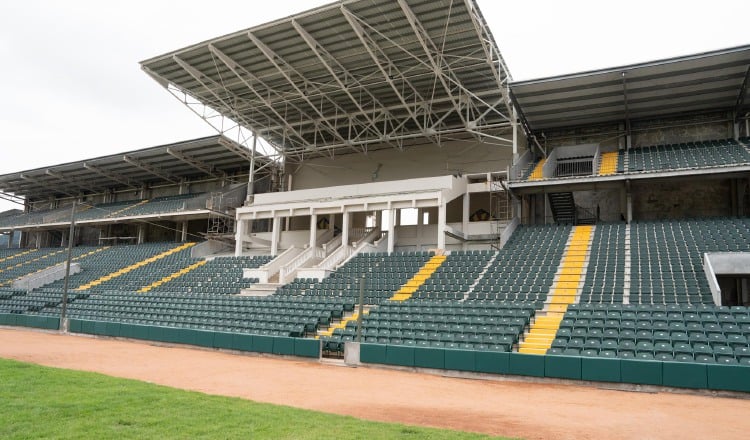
[628,139,750,173]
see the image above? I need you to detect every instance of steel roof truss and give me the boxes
[82,162,139,190]
[122,155,180,184]
[165,147,227,180]
[245,32,362,154]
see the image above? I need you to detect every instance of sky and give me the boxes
[0,0,748,212]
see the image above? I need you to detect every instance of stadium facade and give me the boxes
[1,0,749,392]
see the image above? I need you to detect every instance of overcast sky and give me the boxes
[0,0,748,212]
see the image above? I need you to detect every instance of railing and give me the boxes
[592,145,601,175]
[322,234,342,257]
[349,227,373,244]
[575,205,598,224]
[317,244,354,271]
[13,262,81,290]
[703,253,721,306]
[353,227,380,247]
[280,246,326,283]
[510,150,532,181]
[244,245,302,283]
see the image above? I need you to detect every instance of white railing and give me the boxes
[499,216,520,248]
[13,262,81,290]
[704,253,722,306]
[244,245,302,283]
[592,145,602,175]
[353,227,381,247]
[280,246,326,283]
[510,150,532,181]
[317,244,354,271]
[322,233,342,256]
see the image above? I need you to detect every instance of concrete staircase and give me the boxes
[518,225,595,354]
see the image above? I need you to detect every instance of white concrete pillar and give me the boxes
[234,219,245,256]
[626,193,633,223]
[387,209,396,254]
[271,216,281,256]
[137,224,145,244]
[462,193,470,233]
[329,214,336,232]
[342,210,350,247]
[309,213,318,248]
[181,221,188,242]
[437,203,447,250]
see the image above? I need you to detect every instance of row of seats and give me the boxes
[518,138,750,181]
[36,291,353,337]
[0,193,209,228]
[631,218,750,305]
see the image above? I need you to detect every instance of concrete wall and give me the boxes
[632,112,732,147]
[574,189,624,222]
[632,179,732,220]
[537,123,623,151]
[289,140,513,190]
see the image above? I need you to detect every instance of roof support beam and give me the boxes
[208,45,317,153]
[20,174,77,198]
[622,71,631,135]
[396,0,470,131]
[341,5,432,142]
[734,65,750,121]
[45,170,101,194]
[172,55,291,154]
[122,155,180,184]
[83,162,139,190]
[245,31,361,154]
[166,147,227,180]
[291,19,396,152]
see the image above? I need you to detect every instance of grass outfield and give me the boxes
[0,358,510,439]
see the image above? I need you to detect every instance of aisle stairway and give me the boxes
[76,242,196,291]
[518,225,594,354]
[389,254,447,301]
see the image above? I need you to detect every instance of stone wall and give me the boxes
[632,111,732,147]
[632,179,732,220]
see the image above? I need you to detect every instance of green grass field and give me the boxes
[0,358,509,439]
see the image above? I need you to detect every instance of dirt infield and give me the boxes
[2,328,749,440]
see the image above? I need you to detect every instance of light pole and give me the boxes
[356,274,365,342]
[59,200,76,332]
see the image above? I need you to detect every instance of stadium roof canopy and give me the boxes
[140,0,513,162]
[0,136,266,200]
[510,45,750,132]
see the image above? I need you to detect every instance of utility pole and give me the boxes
[59,200,76,332]
[356,275,365,342]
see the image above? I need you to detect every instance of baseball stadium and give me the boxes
[1,0,750,438]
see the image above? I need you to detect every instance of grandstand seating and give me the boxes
[36,292,351,337]
[597,151,620,175]
[322,300,535,353]
[549,303,750,364]
[145,255,272,295]
[469,225,570,304]
[411,250,494,301]
[0,193,207,228]
[580,223,626,304]
[121,194,205,217]
[276,251,432,305]
[628,139,750,173]
[630,218,750,305]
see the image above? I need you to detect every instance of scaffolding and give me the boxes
[490,178,511,250]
